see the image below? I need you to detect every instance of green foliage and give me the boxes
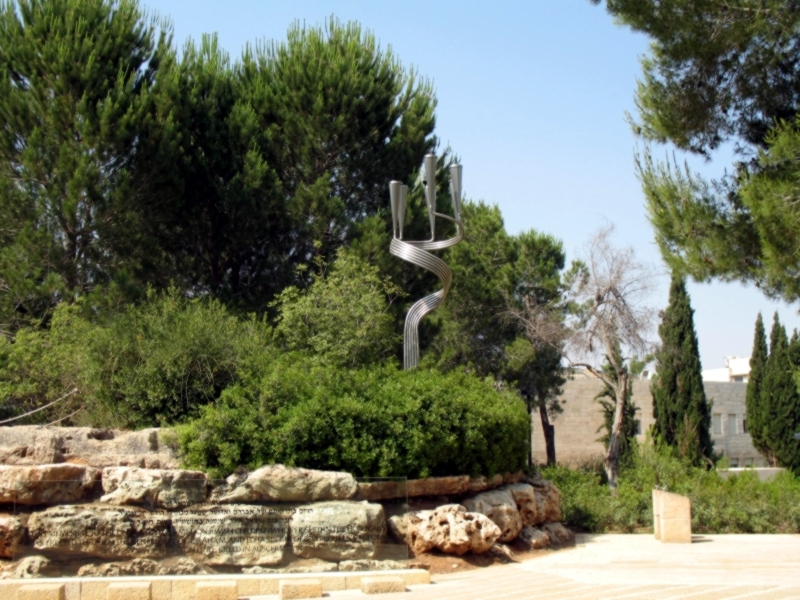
[747,313,770,458]
[595,0,800,303]
[596,346,639,464]
[176,355,530,479]
[273,250,400,368]
[543,443,800,533]
[758,314,800,474]
[651,275,713,464]
[0,0,173,332]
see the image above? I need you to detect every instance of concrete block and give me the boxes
[195,582,237,600]
[63,582,80,600]
[659,491,691,543]
[259,579,279,596]
[80,581,109,600]
[17,584,65,600]
[171,578,200,600]
[149,581,170,600]
[107,582,151,600]
[361,576,406,594]
[278,579,322,599]
[236,579,260,597]
[402,570,431,586]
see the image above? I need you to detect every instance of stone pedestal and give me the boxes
[652,489,691,543]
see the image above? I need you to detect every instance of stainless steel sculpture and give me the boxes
[389,153,465,369]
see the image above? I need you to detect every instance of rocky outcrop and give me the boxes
[506,483,538,526]
[0,427,179,469]
[541,521,571,544]
[462,488,522,542]
[212,465,357,503]
[0,464,99,505]
[398,505,500,556]
[290,501,385,561]
[532,480,562,524]
[27,505,171,559]
[172,504,288,566]
[13,556,59,578]
[0,515,25,558]
[101,467,207,509]
[338,559,407,571]
[355,480,408,502]
[242,559,339,574]
[518,525,550,550]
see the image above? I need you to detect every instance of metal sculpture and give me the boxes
[389,153,465,369]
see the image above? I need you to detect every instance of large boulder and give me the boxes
[212,465,357,503]
[396,505,500,556]
[172,504,288,566]
[355,480,408,502]
[0,427,179,468]
[27,505,170,559]
[505,483,538,526]
[101,467,207,509]
[0,464,99,505]
[77,557,212,577]
[462,488,522,542]
[532,480,562,524]
[541,521,571,544]
[290,501,385,561]
[517,525,550,550]
[0,515,25,558]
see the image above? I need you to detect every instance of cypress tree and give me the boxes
[760,314,800,473]
[652,274,713,464]
[746,314,769,458]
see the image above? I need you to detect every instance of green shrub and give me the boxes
[176,354,530,478]
[543,443,800,534]
[83,291,272,428]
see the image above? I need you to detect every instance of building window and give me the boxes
[733,376,744,382]
[743,419,748,433]
[728,414,737,435]
[712,414,722,435]
[634,420,642,435]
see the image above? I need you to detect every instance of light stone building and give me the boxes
[532,377,766,467]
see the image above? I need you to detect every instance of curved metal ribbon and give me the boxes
[390,216,465,369]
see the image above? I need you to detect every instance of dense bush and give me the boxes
[176,354,530,479]
[544,444,800,534]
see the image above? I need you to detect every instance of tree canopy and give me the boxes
[593,0,800,302]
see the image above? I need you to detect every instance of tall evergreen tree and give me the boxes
[652,274,713,464]
[746,313,769,458]
[0,0,173,333]
[760,314,800,473]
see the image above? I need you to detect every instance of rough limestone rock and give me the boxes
[0,427,179,468]
[533,480,562,524]
[172,504,288,566]
[242,559,339,574]
[355,480,408,502]
[505,483,538,526]
[406,476,469,498]
[213,465,357,503]
[77,557,212,577]
[338,559,407,571]
[402,505,500,556]
[290,501,385,561]
[0,515,25,558]
[13,556,58,579]
[27,504,170,559]
[518,525,551,550]
[101,467,207,509]
[0,464,99,505]
[462,488,523,542]
[541,521,571,544]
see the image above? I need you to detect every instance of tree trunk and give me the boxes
[539,403,556,466]
[604,372,628,490]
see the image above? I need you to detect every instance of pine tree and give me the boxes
[746,314,769,459]
[652,274,713,464]
[760,314,800,473]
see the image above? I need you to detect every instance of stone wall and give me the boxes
[0,427,568,578]
[533,377,765,466]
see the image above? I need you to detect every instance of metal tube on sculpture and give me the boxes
[389,153,465,369]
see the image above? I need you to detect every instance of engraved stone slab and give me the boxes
[290,501,385,561]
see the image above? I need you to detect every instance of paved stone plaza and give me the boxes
[329,533,800,599]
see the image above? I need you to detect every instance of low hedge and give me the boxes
[176,354,530,479]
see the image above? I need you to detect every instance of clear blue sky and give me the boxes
[143,0,800,370]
